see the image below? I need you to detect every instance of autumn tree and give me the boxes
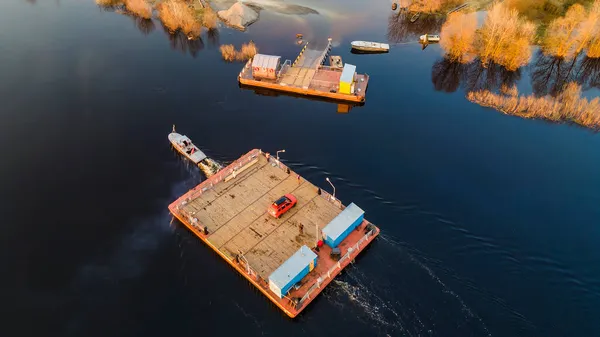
[542,4,587,59]
[96,0,121,6]
[440,12,477,63]
[476,2,536,71]
[589,38,600,58]
[409,0,443,13]
[505,0,563,22]
[157,0,201,38]
[409,0,463,13]
[584,0,600,58]
[573,1,599,55]
[124,0,152,19]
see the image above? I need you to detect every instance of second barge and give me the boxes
[238,39,370,103]
[168,149,380,317]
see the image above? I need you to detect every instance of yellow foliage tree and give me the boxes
[440,12,477,63]
[573,1,599,55]
[125,0,152,19]
[589,39,600,58]
[476,2,536,71]
[584,0,600,58]
[157,0,201,38]
[410,0,443,13]
[542,4,586,59]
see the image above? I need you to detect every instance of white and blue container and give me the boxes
[322,203,365,248]
[268,245,317,298]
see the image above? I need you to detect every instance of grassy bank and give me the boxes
[468,83,600,129]
[97,0,218,38]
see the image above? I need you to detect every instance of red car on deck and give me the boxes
[268,194,297,218]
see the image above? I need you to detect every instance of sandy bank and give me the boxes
[217,2,259,30]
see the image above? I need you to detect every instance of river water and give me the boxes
[1,1,600,336]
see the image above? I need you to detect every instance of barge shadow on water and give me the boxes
[168,149,380,317]
[239,83,364,113]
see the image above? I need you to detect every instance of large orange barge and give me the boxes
[168,149,380,317]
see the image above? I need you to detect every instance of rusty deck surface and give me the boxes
[168,149,380,317]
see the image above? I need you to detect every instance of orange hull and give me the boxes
[238,77,366,103]
[168,149,380,317]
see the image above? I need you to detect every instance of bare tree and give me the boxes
[439,12,477,63]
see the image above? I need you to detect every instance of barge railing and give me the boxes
[277,60,292,80]
[297,227,376,306]
[175,148,345,220]
[317,65,343,73]
[175,149,261,208]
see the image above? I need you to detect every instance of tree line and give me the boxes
[440,1,600,70]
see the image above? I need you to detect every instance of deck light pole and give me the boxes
[276,149,286,161]
[326,177,335,200]
[276,149,286,167]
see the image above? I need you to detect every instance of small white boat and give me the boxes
[410,12,420,22]
[350,41,390,53]
[169,125,207,164]
[420,34,440,43]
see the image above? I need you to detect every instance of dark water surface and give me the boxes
[1,1,600,336]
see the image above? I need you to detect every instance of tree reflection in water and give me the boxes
[432,51,600,95]
[431,58,521,93]
[95,3,155,36]
[129,16,155,36]
[206,28,220,47]
[577,57,600,90]
[532,51,579,97]
[533,50,600,96]
[431,58,466,93]
[161,24,204,58]
[387,11,444,43]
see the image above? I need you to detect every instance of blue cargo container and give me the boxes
[322,203,365,248]
[268,245,317,298]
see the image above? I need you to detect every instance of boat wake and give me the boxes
[385,234,491,336]
[330,278,406,334]
[170,143,223,178]
[199,158,223,177]
[324,233,493,336]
